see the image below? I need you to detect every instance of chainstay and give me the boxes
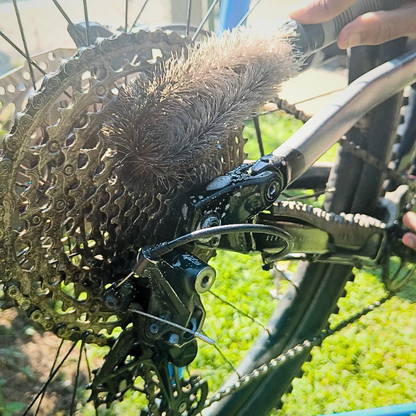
[203,292,393,408]
[273,94,416,194]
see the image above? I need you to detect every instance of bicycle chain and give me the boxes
[338,137,416,193]
[201,96,413,409]
[272,96,312,124]
[203,293,393,409]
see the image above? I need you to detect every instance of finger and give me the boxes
[289,0,358,24]
[337,3,416,49]
[402,232,416,251]
[403,211,416,231]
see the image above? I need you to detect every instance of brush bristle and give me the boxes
[102,26,301,192]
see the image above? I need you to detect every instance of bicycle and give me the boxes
[0,0,416,415]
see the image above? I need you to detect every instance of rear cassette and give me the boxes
[0,30,246,345]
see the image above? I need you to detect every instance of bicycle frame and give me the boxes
[197,2,416,415]
[273,50,416,186]
[319,402,416,416]
[216,0,416,186]
[2,2,416,415]
[182,47,416,264]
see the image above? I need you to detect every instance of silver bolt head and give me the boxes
[195,266,216,293]
[168,333,180,345]
[149,323,160,334]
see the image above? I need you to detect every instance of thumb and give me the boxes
[289,0,358,24]
[337,4,416,49]
[403,211,416,232]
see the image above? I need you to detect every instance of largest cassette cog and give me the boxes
[0,31,246,345]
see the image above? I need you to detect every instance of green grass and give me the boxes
[80,255,416,416]
[276,270,416,415]
[75,112,416,416]
[243,112,304,159]
[243,112,338,163]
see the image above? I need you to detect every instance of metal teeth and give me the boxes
[0,30,247,344]
[274,200,386,230]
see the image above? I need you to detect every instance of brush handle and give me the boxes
[293,0,403,55]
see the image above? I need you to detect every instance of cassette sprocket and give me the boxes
[0,30,246,345]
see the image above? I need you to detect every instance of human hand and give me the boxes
[402,211,416,250]
[289,0,416,49]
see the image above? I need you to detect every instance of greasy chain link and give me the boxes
[272,96,312,124]
[338,137,416,192]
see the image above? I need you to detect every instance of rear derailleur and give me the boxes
[88,248,214,415]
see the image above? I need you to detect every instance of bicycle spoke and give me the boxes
[252,116,265,157]
[129,0,150,33]
[214,345,241,378]
[124,0,129,85]
[0,31,73,100]
[13,0,36,90]
[209,290,268,331]
[84,345,92,381]
[70,339,85,416]
[192,0,221,41]
[34,339,65,416]
[52,0,87,47]
[125,0,129,33]
[83,0,91,45]
[236,0,262,28]
[22,341,78,416]
[84,346,99,416]
[186,0,193,37]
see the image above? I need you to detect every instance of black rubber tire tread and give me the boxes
[206,38,407,416]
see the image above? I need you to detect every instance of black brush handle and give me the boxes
[292,0,403,54]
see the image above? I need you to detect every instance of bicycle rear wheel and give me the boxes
[0,2,409,416]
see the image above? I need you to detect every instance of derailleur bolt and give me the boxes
[195,266,216,293]
[149,323,160,334]
[168,333,180,345]
[104,294,119,309]
[266,181,280,202]
[198,215,220,245]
